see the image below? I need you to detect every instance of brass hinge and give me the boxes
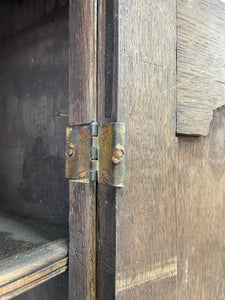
[65,122,125,187]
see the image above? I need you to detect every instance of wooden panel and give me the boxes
[69,0,97,299]
[14,272,68,300]
[0,5,69,227]
[177,106,225,299]
[0,259,67,297]
[97,1,177,299]
[0,0,68,39]
[177,0,225,136]
[0,239,67,287]
[0,213,68,298]
[1,267,67,300]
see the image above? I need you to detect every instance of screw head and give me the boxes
[100,170,109,184]
[101,126,108,141]
[78,166,87,178]
[65,148,74,158]
[112,148,124,164]
[79,126,89,140]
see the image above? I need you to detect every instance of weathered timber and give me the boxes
[97,1,177,299]
[177,0,225,136]
[177,106,225,299]
[69,0,97,299]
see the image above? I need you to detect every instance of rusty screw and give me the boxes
[101,126,108,141]
[100,170,109,184]
[112,148,124,165]
[78,166,87,178]
[79,126,89,140]
[65,148,74,158]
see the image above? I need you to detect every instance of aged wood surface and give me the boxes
[0,213,68,299]
[177,0,225,136]
[177,106,225,299]
[14,272,68,300]
[97,1,177,299]
[97,1,118,298]
[0,3,69,299]
[0,259,67,297]
[1,267,67,300]
[0,213,67,263]
[0,239,67,287]
[0,5,69,228]
[69,0,97,299]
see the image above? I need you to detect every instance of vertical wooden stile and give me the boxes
[69,1,97,299]
[97,1,178,299]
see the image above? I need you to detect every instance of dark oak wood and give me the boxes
[14,272,68,300]
[97,1,177,299]
[1,267,67,300]
[0,4,69,228]
[0,0,68,40]
[0,3,69,299]
[69,0,97,299]
[0,213,68,299]
[177,0,225,136]
[177,106,225,299]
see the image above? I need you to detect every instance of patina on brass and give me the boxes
[65,125,90,183]
[98,123,125,187]
[65,123,125,187]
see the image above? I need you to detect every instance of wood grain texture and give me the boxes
[97,1,118,298]
[177,106,225,299]
[0,213,68,300]
[1,267,67,300]
[0,4,69,299]
[97,1,177,299]
[177,0,225,136]
[69,0,97,299]
[0,239,68,287]
[0,5,69,227]
[69,0,97,125]
[0,259,67,297]
[14,272,68,300]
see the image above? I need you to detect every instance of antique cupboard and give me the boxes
[0,0,224,299]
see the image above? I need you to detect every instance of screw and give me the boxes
[112,148,124,164]
[79,126,89,140]
[78,166,87,178]
[101,126,108,141]
[100,170,109,184]
[65,148,74,158]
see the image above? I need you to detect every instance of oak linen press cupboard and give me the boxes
[0,0,225,299]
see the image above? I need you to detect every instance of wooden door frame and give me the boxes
[69,1,177,299]
[69,1,97,299]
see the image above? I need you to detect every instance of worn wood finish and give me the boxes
[0,213,67,263]
[177,0,225,136]
[0,5,69,228]
[177,106,225,299]
[0,3,69,299]
[97,1,118,298]
[69,0,97,299]
[0,213,68,298]
[0,259,67,297]
[0,239,67,287]
[1,267,67,300]
[14,272,68,300]
[97,1,177,299]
